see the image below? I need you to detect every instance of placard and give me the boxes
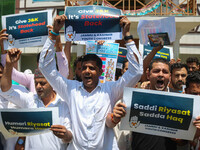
[117,47,127,69]
[0,108,59,138]
[139,43,173,61]
[120,88,200,140]
[86,41,119,82]
[2,10,52,50]
[65,5,122,41]
[137,16,176,45]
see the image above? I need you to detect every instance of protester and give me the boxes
[73,55,84,81]
[185,71,200,96]
[169,63,188,93]
[121,58,128,76]
[0,48,72,150]
[140,43,163,82]
[185,71,200,149]
[112,58,181,150]
[106,40,164,149]
[39,14,143,150]
[0,63,30,150]
[72,40,104,81]
[0,28,69,93]
[186,57,199,74]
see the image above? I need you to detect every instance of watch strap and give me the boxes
[124,35,133,41]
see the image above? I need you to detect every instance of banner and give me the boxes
[0,108,59,138]
[120,88,200,140]
[139,43,173,61]
[137,16,176,45]
[65,5,122,41]
[117,47,127,69]
[86,41,119,83]
[2,10,52,50]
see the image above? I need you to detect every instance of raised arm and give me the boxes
[2,53,34,92]
[0,28,8,54]
[55,32,70,78]
[1,48,21,92]
[0,28,35,92]
[1,52,34,92]
[110,16,143,104]
[64,41,73,79]
[39,15,74,103]
[140,44,163,82]
[0,48,36,108]
[47,24,70,79]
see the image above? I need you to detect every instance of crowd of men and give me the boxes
[0,14,200,150]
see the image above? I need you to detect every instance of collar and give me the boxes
[79,80,103,93]
[35,94,62,107]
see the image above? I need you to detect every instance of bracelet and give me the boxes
[124,35,133,41]
[50,30,59,36]
[111,113,118,124]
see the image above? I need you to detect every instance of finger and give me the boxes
[114,106,126,113]
[119,16,125,27]
[196,116,200,120]
[51,125,64,129]
[113,109,126,117]
[61,14,67,20]
[10,48,17,54]
[0,36,8,40]
[193,120,200,124]
[114,113,125,118]
[61,15,66,21]
[0,29,7,34]
[53,131,60,136]
[50,128,66,133]
[0,33,9,37]
[117,102,127,108]
[47,25,53,30]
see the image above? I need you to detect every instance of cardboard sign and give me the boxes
[65,5,122,41]
[2,10,52,50]
[120,88,200,140]
[0,108,59,138]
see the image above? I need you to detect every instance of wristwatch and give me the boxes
[17,138,25,145]
[124,35,134,41]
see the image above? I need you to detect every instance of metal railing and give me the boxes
[65,0,197,16]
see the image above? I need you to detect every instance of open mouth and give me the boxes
[85,76,92,80]
[156,80,164,90]
[37,90,43,95]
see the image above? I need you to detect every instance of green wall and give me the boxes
[0,0,15,30]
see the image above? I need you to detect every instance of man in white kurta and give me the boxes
[39,15,143,150]
[0,49,72,150]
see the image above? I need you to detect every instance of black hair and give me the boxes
[186,71,200,89]
[170,63,188,74]
[74,55,84,69]
[122,58,128,70]
[186,57,199,65]
[149,58,170,72]
[81,54,102,69]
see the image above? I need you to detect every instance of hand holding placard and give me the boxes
[53,15,67,34]
[7,48,22,65]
